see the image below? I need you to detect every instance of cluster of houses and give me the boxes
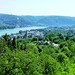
[45,27,75,31]
[9,31,44,40]
[0,30,59,47]
[27,31,44,38]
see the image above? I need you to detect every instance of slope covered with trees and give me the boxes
[0,30,75,75]
[0,14,75,29]
[0,14,32,29]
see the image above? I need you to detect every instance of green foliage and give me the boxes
[61,47,71,57]
[59,33,64,40]
[0,22,15,29]
[38,37,43,41]
[65,36,69,41]
[12,37,17,49]
[0,32,75,75]
[31,37,38,41]
[2,34,9,41]
[57,53,69,64]
[70,43,75,56]
[0,39,7,53]
[59,42,68,48]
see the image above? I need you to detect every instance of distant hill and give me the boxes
[36,16,75,27]
[0,13,75,29]
[0,14,32,27]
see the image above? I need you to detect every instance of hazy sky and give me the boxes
[0,0,75,16]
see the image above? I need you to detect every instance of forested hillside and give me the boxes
[0,30,75,75]
[0,14,32,29]
[0,14,75,29]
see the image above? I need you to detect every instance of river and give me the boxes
[0,26,48,37]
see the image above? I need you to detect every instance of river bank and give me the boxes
[0,26,48,37]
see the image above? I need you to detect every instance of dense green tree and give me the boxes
[19,30,23,34]
[0,39,7,53]
[38,37,43,41]
[31,37,38,41]
[65,36,69,41]
[2,34,9,41]
[0,31,75,75]
[70,43,75,56]
[61,47,71,57]
[59,33,64,40]
[12,37,16,49]
[57,53,69,65]
[59,42,68,48]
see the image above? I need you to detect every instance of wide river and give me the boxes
[0,26,48,37]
